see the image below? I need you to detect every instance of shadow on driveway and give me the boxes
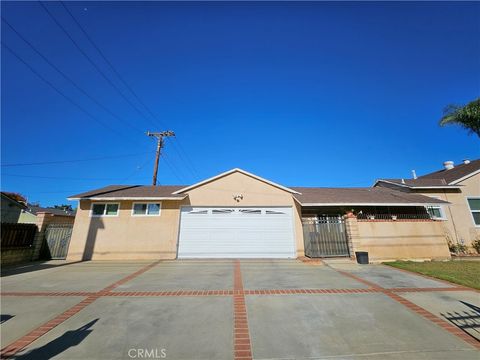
[1,261,84,277]
[12,319,99,360]
[441,301,480,341]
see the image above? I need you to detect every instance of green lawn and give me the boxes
[384,261,480,290]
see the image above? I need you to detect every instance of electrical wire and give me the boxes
[39,1,155,127]
[1,152,153,167]
[1,17,144,134]
[60,2,200,180]
[2,174,124,181]
[1,42,129,139]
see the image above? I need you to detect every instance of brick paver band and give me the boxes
[1,259,478,359]
[0,260,161,359]
[233,260,253,360]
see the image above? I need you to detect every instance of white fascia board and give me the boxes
[300,202,450,206]
[374,179,461,190]
[374,179,409,188]
[67,196,187,201]
[172,168,301,195]
[408,186,462,189]
[449,169,480,185]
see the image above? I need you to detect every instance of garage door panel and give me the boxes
[177,207,295,258]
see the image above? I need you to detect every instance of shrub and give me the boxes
[448,241,468,254]
[472,238,480,254]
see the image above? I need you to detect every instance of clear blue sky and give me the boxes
[1,1,479,206]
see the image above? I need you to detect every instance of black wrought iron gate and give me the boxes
[302,216,350,257]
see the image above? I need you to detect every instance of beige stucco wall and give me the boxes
[67,200,182,261]
[417,173,480,251]
[18,211,75,225]
[354,220,451,262]
[67,171,305,260]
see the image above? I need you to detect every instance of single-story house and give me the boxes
[66,168,450,262]
[18,205,76,225]
[374,159,480,252]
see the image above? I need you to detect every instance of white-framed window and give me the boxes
[131,202,161,216]
[91,203,120,217]
[425,196,446,220]
[426,206,446,220]
[466,197,480,227]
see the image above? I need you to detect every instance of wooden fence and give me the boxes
[1,223,37,248]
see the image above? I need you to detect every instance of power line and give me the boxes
[1,16,143,134]
[162,153,186,184]
[39,1,155,127]
[2,174,125,181]
[166,137,199,180]
[1,152,152,167]
[120,153,153,182]
[61,1,155,123]
[60,2,200,180]
[1,42,127,139]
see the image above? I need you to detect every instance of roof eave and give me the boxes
[374,179,410,188]
[300,202,449,206]
[449,169,480,185]
[67,196,187,201]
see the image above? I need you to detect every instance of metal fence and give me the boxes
[45,224,73,259]
[302,217,350,257]
[356,213,431,220]
[1,223,37,248]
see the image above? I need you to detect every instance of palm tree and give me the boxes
[439,98,480,138]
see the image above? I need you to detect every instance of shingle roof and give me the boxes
[291,187,447,205]
[377,159,480,188]
[27,206,76,217]
[68,185,187,200]
[418,159,480,184]
[69,184,447,205]
[378,178,451,187]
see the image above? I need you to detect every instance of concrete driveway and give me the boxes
[1,259,479,359]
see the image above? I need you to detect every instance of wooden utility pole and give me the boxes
[147,130,175,186]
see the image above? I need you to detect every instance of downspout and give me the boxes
[444,190,460,244]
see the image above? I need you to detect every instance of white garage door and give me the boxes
[177,207,295,258]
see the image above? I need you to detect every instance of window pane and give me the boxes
[473,212,480,226]
[147,203,160,215]
[468,199,480,211]
[105,204,119,215]
[427,207,442,218]
[92,204,105,216]
[133,203,147,215]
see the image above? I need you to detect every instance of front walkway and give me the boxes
[1,259,479,359]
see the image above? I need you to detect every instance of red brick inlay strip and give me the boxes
[0,293,100,359]
[105,290,234,296]
[233,260,252,360]
[1,291,96,297]
[0,260,161,359]
[329,267,480,350]
[387,292,480,349]
[3,286,471,298]
[243,288,377,295]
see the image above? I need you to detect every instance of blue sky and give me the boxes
[1,1,479,206]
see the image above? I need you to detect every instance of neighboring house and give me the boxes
[66,168,450,262]
[18,205,76,225]
[1,192,27,223]
[375,159,480,252]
